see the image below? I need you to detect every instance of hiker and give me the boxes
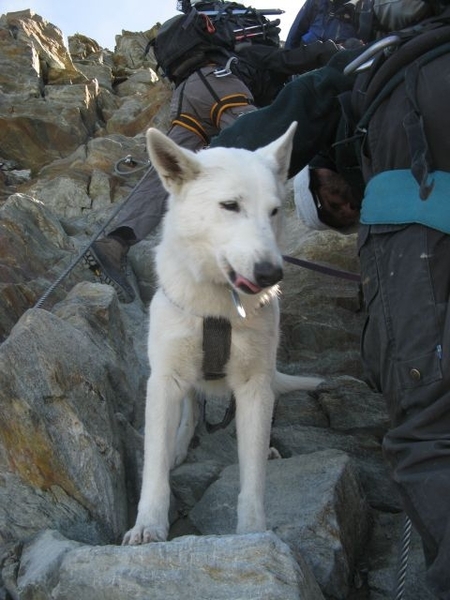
[86,8,343,302]
[293,154,361,232]
[210,2,450,598]
[285,0,365,48]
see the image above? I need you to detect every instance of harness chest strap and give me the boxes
[201,316,235,434]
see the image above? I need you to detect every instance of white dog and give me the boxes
[122,124,323,545]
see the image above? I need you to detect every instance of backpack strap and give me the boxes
[402,43,450,198]
[356,0,375,43]
[358,36,450,130]
[361,20,450,112]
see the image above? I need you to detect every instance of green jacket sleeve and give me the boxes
[210,53,359,178]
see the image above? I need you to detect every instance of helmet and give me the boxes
[293,167,329,231]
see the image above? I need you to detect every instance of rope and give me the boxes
[34,165,154,309]
[114,155,150,176]
[393,514,412,600]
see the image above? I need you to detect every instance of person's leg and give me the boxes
[86,123,203,302]
[359,224,450,599]
[107,123,205,243]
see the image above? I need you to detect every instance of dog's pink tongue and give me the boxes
[234,274,262,293]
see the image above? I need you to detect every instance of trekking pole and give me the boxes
[233,22,279,41]
[34,165,155,309]
[233,24,270,34]
[235,30,267,41]
[393,514,412,600]
[176,0,284,15]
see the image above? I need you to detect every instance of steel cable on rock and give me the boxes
[34,162,154,309]
[393,514,412,600]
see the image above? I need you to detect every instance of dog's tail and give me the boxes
[273,370,323,395]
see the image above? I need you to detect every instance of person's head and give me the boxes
[294,164,361,232]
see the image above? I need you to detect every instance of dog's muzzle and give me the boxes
[229,261,283,294]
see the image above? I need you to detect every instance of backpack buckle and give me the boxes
[214,56,238,77]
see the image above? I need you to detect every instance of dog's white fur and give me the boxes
[122,124,323,545]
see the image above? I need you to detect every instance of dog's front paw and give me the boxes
[122,523,168,545]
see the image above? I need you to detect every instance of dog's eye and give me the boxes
[271,207,279,217]
[220,201,240,212]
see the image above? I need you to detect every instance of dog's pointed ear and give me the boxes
[256,121,297,182]
[146,128,201,194]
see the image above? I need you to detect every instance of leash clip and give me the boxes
[230,287,246,319]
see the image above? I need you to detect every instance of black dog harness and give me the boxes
[202,316,231,380]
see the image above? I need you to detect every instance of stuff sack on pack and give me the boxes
[151,10,235,83]
[371,0,430,32]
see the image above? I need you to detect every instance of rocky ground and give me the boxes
[0,9,434,600]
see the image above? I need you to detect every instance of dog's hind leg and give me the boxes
[234,376,275,534]
[122,374,188,545]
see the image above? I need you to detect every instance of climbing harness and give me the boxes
[171,63,254,145]
[171,76,211,145]
[197,67,254,128]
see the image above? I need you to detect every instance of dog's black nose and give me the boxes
[254,261,283,288]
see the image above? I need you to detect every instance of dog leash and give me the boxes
[282,255,361,283]
[203,394,236,433]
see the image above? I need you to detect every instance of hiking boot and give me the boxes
[85,237,136,303]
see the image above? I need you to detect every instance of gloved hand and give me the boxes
[342,37,365,49]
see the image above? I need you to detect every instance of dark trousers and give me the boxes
[359,223,450,599]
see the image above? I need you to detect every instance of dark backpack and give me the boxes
[150,1,280,84]
[335,6,450,200]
